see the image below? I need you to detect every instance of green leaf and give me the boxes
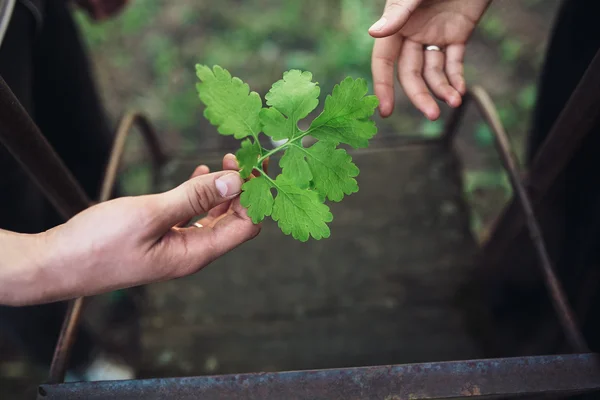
[259,107,296,141]
[303,141,359,202]
[271,175,333,242]
[260,70,320,141]
[265,70,320,123]
[279,145,312,187]
[240,176,274,223]
[236,139,261,179]
[195,65,262,139]
[309,77,379,148]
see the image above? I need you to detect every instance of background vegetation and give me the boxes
[74,0,560,237]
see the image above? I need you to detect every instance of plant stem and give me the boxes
[256,129,313,164]
[256,168,279,189]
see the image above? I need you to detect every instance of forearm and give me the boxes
[0,229,51,306]
[0,223,115,306]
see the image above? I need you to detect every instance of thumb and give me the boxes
[369,0,423,38]
[153,171,243,231]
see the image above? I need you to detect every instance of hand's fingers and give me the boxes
[445,44,467,95]
[398,39,440,120]
[369,0,424,38]
[191,165,210,178]
[164,197,260,276]
[175,165,211,228]
[209,196,261,252]
[152,170,243,233]
[372,35,402,117]
[222,153,238,171]
[423,50,462,108]
[207,154,239,220]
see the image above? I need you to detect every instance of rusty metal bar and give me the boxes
[482,48,600,281]
[47,111,168,383]
[0,75,90,219]
[37,353,600,399]
[47,298,85,384]
[100,111,168,198]
[442,86,589,353]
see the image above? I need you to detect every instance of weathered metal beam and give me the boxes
[0,75,90,219]
[37,354,600,400]
[481,48,600,291]
[442,87,588,353]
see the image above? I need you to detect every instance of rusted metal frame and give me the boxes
[0,75,91,219]
[47,111,168,384]
[442,86,588,353]
[37,353,600,399]
[101,111,168,198]
[480,49,600,289]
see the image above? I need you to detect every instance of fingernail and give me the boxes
[369,17,387,32]
[216,173,242,197]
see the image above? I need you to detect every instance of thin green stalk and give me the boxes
[256,128,313,164]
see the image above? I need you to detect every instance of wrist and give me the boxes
[0,229,50,306]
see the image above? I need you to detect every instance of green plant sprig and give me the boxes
[195,65,378,241]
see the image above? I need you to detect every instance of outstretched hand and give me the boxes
[369,0,490,120]
[1,154,261,306]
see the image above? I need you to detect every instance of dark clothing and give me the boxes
[477,0,600,360]
[0,0,114,369]
[525,0,600,351]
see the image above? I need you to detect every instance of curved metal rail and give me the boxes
[442,86,589,354]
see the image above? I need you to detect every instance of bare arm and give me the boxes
[0,229,49,305]
[0,154,260,306]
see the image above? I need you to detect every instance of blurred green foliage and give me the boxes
[73,0,556,236]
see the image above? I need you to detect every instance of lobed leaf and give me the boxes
[309,77,379,148]
[303,141,359,202]
[195,65,262,139]
[240,176,274,224]
[271,175,333,242]
[235,139,261,179]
